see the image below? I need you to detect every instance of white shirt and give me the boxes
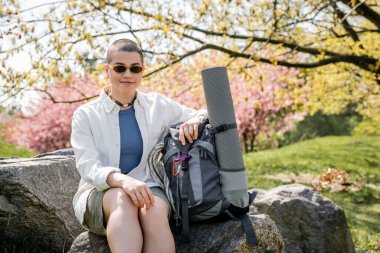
[71,86,205,225]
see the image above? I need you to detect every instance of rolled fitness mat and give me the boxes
[201,66,249,208]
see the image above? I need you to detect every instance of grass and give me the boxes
[244,135,380,253]
[0,137,35,158]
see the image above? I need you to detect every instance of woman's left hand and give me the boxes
[179,116,202,145]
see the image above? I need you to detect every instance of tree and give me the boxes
[1,1,378,83]
[0,0,378,125]
[4,76,98,153]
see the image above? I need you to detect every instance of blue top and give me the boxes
[119,107,143,174]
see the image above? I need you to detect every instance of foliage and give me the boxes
[3,76,98,153]
[0,0,379,121]
[244,135,380,252]
[280,109,362,145]
[353,119,380,136]
[314,168,353,192]
[303,63,380,125]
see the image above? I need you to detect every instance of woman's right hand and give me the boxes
[121,177,155,209]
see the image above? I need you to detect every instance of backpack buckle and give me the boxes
[172,155,191,175]
[209,123,237,135]
[208,124,227,134]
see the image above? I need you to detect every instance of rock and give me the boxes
[0,155,84,252]
[68,214,284,253]
[251,183,355,253]
[35,148,75,158]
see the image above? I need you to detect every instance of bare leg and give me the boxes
[139,197,175,253]
[103,188,143,253]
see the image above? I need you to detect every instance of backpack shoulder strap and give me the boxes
[224,211,258,246]
[238,214,258,246]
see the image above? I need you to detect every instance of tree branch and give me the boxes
[182,33,378,73]
[332,2,361,44]
[340,0,380,29]
[144,44,210,78]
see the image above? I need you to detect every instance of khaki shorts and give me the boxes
[83,187,171,236]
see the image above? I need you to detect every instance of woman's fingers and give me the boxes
[136,191,145,208]
[184,126,193,143]
[145,187,155,205]
[126,188,155,209]
[140,188,154,209]
[179,131,186,145]
[180,125,193,144]
[180,123,199,145]
[178,116,202,145]
[193,123,199,140]
[129,192,140,207]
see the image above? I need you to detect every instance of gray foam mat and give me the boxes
[201,67,249,207]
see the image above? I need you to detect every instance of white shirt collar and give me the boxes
[99,85,143,113]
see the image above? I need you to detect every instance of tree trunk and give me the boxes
[250,135,256,152]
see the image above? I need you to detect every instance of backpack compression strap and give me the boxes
[207,123,237,135]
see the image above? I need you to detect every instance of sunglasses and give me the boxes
[111,65,144,74]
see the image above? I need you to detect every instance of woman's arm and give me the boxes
[71,108,154,208]
[71,108,120,191]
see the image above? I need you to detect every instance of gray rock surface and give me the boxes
[0,154,84,252]
[251,184,355,253]
[35,148,75,158]
[68,214,284,253]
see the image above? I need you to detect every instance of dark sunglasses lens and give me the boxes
[130,66,143,73]
[113,65,126,73]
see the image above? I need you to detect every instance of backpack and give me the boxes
[158,117,258,245]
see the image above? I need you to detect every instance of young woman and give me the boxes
[71,39,206,253]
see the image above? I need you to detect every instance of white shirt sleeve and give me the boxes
[161,95,207,126]
[71,108,121,191]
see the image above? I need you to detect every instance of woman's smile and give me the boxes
[120,80,135,85]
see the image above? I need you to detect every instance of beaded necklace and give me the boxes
[107,91,136,108]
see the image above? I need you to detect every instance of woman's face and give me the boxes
[105,51,144,94]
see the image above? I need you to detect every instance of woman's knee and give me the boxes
[103,188,136,220]
[139,197,169,226]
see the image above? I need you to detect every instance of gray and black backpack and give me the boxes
[159,117,257,245]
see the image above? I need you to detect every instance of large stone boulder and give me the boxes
[0,151,83,252]
[251,184,355,253]
[68,214,284,253]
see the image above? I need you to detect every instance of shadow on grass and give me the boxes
[325,189,380,235]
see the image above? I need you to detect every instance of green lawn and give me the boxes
[244,135,380,253]
[0,137,35,158]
